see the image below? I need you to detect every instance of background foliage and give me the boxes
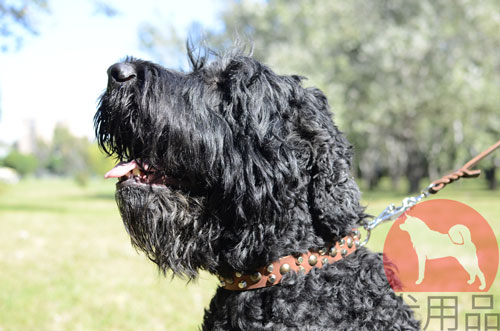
[142,0,500,192]
[1,123,115,185]
[0,0,49,51]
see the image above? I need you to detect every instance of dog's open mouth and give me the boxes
[105,160,184,188]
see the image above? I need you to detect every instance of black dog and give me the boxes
[95,48,420,330]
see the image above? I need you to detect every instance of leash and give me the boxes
[359,140,500,247]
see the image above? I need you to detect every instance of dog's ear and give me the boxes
[210,56,296,219]
[301,87,365,240]
[216,56,263,92]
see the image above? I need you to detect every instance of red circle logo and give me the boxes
[383,199,498,292]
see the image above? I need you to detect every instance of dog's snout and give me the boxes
[108,63,136,83]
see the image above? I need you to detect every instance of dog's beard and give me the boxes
[115,183,220,278]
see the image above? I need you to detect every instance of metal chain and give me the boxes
[359,184,433,247]
[358,139,500,247]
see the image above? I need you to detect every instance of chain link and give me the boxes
[359,183,434,247]
[357,139,500,247]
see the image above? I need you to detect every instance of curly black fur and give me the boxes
[95,47,420,330]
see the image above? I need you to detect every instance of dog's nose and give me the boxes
[108,63,136,83]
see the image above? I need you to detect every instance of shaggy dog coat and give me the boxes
[95,48,420,330]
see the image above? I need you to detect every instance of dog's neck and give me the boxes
[219,229,360,291]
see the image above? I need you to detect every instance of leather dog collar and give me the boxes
[220,229,360,291]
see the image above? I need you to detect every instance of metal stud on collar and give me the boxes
[308,255,318,266]
[268,274,276,284]
[296,256,303,265]
[280,263,291,274]
[221,232,358,291]
[250,272,262,282]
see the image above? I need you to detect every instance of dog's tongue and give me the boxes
[104,160,138,179]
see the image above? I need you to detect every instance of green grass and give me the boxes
[0,179,218,331]
[0,178,499,330]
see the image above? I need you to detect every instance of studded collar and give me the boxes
[220,229,360,291]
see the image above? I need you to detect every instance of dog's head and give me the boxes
[95,48,364,278]
[399,215,427,233]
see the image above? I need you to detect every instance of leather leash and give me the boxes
[430,140,500,193]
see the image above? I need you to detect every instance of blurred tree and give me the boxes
[141,0,500,192]
[0,124,114,183]
[87,142,116,178]
[32,137,51,174]
[39,124,115,184]
[0,0,117,52]
[49,124,92,186]
[0,0,50,51]
[3,150,38,176]
[91,0,119,17]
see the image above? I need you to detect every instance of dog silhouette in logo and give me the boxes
[399,215,486,290]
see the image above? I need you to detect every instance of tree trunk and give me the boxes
[485,166,497,190]
[408,174,422,193]
[390,174,400,192]
[406,147,426,193]
[368,174,380,190]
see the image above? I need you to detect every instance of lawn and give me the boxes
[0,179,217,331]
[0,178,499,330]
